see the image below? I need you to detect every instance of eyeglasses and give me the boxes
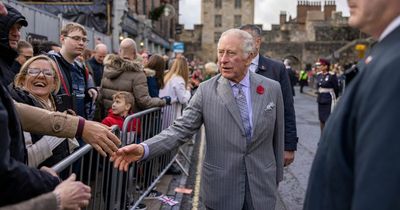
[27,68,55,78]
[65,35,89,43]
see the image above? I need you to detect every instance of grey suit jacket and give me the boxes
[145,71,284,210]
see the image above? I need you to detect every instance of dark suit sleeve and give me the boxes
[277,63,298,151]
[353,61,400,210]
[0,101,60,206]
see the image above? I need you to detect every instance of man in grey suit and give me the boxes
[111,29,284,210]
[239,24,298,166]
[304,0,400,209]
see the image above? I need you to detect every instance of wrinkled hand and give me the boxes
[66,109,77,116]
[54,174,91,210]
[110,144,144,172]
[40,166,58,178]
[88,89,98,102]
[82,120,121,157]
[284,151,295,167]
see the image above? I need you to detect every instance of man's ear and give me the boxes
[60,35,65,45]
[245,52,254,65]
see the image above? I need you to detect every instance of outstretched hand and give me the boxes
[110,144,145,172]
[82,120,121,157]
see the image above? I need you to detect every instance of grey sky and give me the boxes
[179,0,350,30]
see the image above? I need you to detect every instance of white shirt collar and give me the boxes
[251,54,259,66]
[379,15,400,41]
[229,69,250,88]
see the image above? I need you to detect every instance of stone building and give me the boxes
[119,0,179,54]
[179,0,370,66]
[178,0,255,62]
[262,0,370,68]
[19,0,178,54]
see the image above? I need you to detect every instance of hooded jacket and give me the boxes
[0,4,27,86]
[144,67,161,97]
[100,54,165,114]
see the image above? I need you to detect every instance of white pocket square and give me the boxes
[265,102,275,111]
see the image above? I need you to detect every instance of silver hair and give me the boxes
[218,28,254,58]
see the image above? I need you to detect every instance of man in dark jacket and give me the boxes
[0,4,27,86]
[0,3,60,206]
[88,43,108,87]
[48,22,98,120]
[240,24,298,166]
[304,0,400,209]
[0,3,120,207]
[9,40,33,78]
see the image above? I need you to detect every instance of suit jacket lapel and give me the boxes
[250,72,266,135]
[217,76,245,134]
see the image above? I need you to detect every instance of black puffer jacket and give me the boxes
[0,5,59,207]
[0,4,27,86]
[0,84,59,207]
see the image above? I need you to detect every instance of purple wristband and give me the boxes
[75,117,85,138]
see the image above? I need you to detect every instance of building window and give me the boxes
[235,0,241,9]
[214,32,222,43]
[215,0,222,9]
[234,15,242,27]
[215,15,222,27]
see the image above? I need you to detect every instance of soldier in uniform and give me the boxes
[316,58,338,132]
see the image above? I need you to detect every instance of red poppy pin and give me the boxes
[256,85,264,95]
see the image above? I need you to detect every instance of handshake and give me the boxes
[110,144,146,172]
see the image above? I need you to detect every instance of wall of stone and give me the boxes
[314,26,363,41]
[263,41,352,66]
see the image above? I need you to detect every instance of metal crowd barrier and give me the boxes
[120,105,193,210]
[51,105,194,210]
[52,125,121,210]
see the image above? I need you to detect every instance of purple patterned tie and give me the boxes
[234,84,252,144]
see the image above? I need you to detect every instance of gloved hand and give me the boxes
[162,96,171,105]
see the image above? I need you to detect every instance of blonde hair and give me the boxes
[164,58,189,87]
[14,55,61,94]
[60,22,87,36]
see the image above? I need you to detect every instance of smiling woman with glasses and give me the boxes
[9,55,79,168]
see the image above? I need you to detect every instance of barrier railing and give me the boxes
[120,105,193,210]
[52,125,121,210]
[51,104,194,210]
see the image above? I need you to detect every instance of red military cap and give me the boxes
[318,58,330,66]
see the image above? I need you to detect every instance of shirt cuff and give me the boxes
[140,143,149,161]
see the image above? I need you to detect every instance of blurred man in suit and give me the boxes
[239,24,298,166]
[304,0,400,209]
[111,29,284,210]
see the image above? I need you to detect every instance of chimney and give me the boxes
[324,0,336,20]
[280,11,287,25]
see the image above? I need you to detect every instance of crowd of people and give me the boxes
[1,0,400,209]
